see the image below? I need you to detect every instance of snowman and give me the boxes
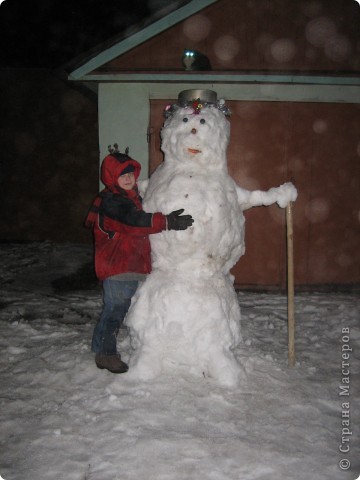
[125,90,297,387]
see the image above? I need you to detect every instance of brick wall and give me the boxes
[0,69,99,244]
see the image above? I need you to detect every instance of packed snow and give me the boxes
[126,96,297,386]
[0,242,359,480]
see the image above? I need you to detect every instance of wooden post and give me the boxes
[286,202,296,367]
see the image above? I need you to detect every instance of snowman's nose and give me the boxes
[191,128,197,134]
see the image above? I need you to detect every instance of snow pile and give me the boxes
[0,243,359,480]
[126,270,243,387]
[126,99,296,387]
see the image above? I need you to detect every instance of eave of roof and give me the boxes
[76,72,360,86]
[68,0,219,81]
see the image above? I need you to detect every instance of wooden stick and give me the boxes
[286,202,296,367]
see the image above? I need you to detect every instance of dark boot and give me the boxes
[95,353,129,374]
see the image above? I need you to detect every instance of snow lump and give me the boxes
[125,90,297,387]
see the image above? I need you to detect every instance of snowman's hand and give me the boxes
[271,182,298,208]
[166,209,194,231]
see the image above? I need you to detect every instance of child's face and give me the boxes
[117,172,136,190]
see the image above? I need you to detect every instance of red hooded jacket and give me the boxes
[85,153,167,280]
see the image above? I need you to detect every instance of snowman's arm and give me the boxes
[236,182,298,211]
[137,179,150,197]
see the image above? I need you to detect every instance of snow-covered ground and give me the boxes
[0,242,359,480]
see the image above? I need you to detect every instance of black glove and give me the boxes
[166,209,194,231]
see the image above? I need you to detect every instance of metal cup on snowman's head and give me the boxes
[164,89,231,118]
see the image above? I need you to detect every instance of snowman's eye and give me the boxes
[200,118,206,124]
[183,117,188,123]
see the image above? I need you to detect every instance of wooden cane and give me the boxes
[286,202,295,367]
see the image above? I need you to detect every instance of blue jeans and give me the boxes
[91,278,138,355]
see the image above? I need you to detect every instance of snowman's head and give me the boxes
[161,104,230,171]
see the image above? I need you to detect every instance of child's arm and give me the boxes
[101,195,193,235]
[101,195,165,234]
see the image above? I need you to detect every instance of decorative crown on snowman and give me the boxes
[125,89,297,387]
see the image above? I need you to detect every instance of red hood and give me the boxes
[101,154,141,192]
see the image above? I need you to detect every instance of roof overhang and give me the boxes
[68,0,219,81]
[74,72,360,87]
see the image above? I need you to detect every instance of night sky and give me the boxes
[0,0,174,68]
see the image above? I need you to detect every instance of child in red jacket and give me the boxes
[86,149,193,373]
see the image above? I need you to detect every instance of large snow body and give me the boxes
[126,98,297,387]
[126,105,244,387]
[144,105,245,274]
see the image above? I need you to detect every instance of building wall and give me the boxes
[97,0,360,74]
[97,81,359,288]
[72,0,360,287]
[98,83,151,180]
[0,69,99,244]
[97,79,360,178]
[149,98,360,288]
